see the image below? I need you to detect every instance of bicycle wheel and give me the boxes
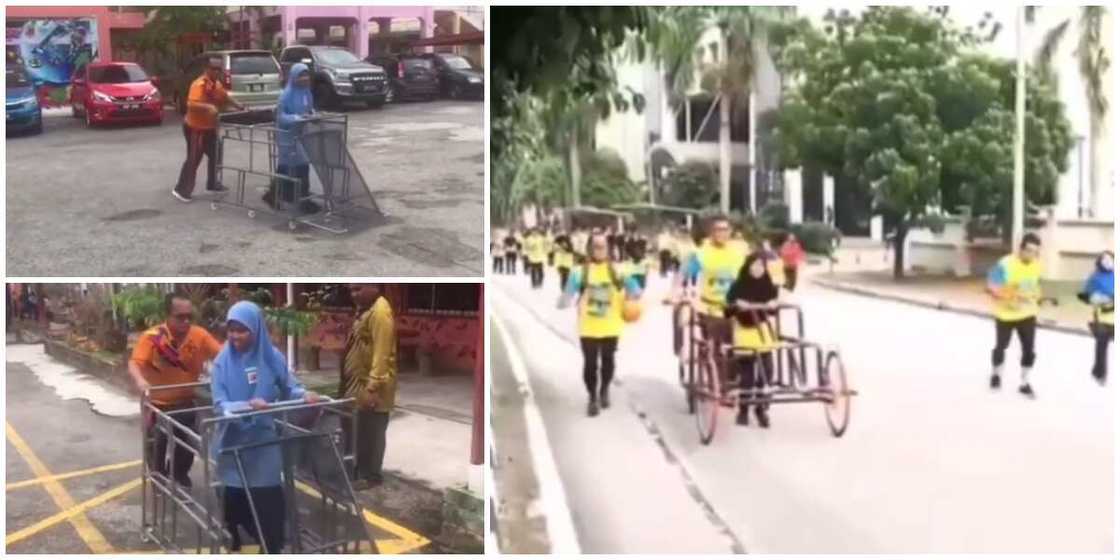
[821,351,851,437]
[694,352,720,445]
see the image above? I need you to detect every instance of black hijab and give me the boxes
[726,252,779,326]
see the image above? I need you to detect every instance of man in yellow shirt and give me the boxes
[173,57,245,202]
[341,284,397,487]
[560,233,642,416]
[677,216,748,389]
[986,233,1043,398]
[129,292,222,488]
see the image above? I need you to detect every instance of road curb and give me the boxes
[811,277,1092,338]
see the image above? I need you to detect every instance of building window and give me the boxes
[405,284,479,316]
[675,95,750,144]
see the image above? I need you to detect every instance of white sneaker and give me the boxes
[171,188,192,203]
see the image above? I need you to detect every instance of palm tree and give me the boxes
[1031,6,1111,217]
[645,7,785,214]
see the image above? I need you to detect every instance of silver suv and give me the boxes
[175,50,283,114]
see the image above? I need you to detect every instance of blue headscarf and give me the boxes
[275,63,313,167]
[1084,251,1114,301]
[210,301,305,488]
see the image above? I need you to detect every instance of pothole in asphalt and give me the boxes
[179,264,239,276]
[102,209,162,222]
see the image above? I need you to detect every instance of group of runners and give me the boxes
[496,215,1114,423]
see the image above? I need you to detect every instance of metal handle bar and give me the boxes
[225,395,339,415]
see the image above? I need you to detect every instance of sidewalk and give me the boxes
[297,366,475,491]
[811,269,1094,336]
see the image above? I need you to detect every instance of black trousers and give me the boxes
[580,337,618,400]
[343,408,389,481]
[223,485,286,553]
[529,263,544,288]
[558,266,571,292]
[784,266,798,291]
[504,253,518,274]
[736,353,775,410]
[992,317,1037,368]
[148,407,197,481]
[659,250,672,277]
[1092,323,1113,378]
[175,124,218,196]
[274,163,311,205]
[493,255,504,274]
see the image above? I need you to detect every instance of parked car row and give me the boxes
[6,46,483,135]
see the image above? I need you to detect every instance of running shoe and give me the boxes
[587,400,600,417]
[171,188,192,203]
[1018,383,1035,398]
[989,374,1001,390]
[755,406,771,429]
[736,408,750,426]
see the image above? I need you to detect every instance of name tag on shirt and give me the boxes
[246,367,259,385]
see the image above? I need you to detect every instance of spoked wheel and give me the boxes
[694,351,720,445]
[787,347,806,388]
[822,351,851,437]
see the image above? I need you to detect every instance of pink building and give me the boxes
[226,6,437,60]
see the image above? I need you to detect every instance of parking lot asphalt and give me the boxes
[6,99,483,277]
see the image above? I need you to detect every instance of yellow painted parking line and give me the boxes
[4,477,141,549]
[5,422,115,553]
[295,480,431,553]
[7,460,142,491]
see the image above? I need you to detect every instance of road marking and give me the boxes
[294,480,431,554]
[491,292,582,554]
[4,421,127,552]
[7,459,141,491]
[5,478,140,548]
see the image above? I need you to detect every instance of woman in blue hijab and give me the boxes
[211,301,319,552]
[1079,250,1114,384]
[266,63,320,214]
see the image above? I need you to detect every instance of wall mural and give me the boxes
[7,19,98,107]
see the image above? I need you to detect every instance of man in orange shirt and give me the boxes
[173,57,245,202]
[129,292,223,487]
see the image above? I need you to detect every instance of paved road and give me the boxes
[490,267,1114,554]
[5,343,433,554]
[6,100,483,276]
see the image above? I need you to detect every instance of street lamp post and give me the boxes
[1012,6,1027,248]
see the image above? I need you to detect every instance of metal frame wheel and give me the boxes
[694,347,720,445]
[822,351,851,437]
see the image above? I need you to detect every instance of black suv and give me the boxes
[279,45,388,109]
[366,54,438,103]
[420,53,483,100]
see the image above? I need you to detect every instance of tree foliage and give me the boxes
[661,160,719,208]
[772,6,1073,277]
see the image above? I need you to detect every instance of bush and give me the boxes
[112,286,165,331]
[759,202,791,230]
[661,160,718,208]
[790,221,840,255]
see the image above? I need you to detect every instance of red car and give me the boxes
[70,62,163,127]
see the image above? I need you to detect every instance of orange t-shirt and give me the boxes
[130,324,223,405]
[183,75,230,130]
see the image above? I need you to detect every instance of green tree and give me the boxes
[581,149,642,208]
[774,7,1072,279]
[661,160,719,208]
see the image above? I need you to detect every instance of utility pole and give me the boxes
[1012,6,1026,248]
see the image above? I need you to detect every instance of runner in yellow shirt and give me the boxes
[559,232,642,417]
[986,233,1043,398]
[676,216,748,390]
